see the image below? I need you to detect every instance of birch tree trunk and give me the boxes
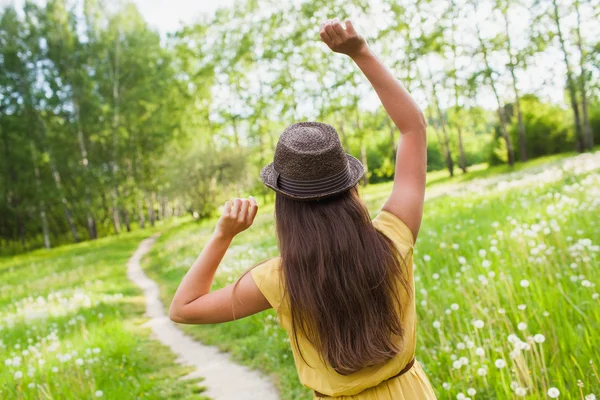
[475,20,515,166]
[73,98,97,239]
[553,0,584,152]
[110,29,121,233]
[575,0,594,150]
[502,7,527,161]
[30,143,51,249]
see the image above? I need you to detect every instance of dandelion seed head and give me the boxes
[548,387,560,398]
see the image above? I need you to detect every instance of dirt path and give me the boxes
[127,235,279,400]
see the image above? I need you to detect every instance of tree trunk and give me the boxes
[35,115,80,243]
[111,28,122,233]
[123,208,131,232]
[456,124,467,173]
[575,0,594,150]
[147,198,155,227]
[355,108,368,186]
[451,0,467,173]
[475,19,515,166]
[30,143,51,249]
[432,83,454,177]
[503,9,528,162]
[553,0,584,152]
[74,98,97,239]
[138,197,146,229]
[338,118,349,152]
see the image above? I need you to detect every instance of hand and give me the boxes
[319,18,369,59]
[214,197,258,240]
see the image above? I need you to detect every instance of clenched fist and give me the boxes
[319,18,369,59]
[214,197,258,239]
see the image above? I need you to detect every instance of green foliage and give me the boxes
[508,95,574,158]
[1,0,598,254]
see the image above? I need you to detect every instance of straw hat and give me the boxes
[260,122,365,201]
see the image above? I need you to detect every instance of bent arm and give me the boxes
[321,18,427,241]
[352,50,427,241]
[169,197,270,324]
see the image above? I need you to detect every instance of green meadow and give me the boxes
[2,152,598,400]
[0,228,206,400]
[143,152,600,400]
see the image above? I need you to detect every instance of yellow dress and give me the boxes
[251,210,437,399]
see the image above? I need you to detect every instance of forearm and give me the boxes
[170,232,233,309]
[352,49,426,135]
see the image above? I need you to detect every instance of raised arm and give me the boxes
[320,18,427,241]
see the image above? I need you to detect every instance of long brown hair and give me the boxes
[276,186,411,375]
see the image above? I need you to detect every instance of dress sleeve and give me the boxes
[372,210,415,251]
[250,257,284,310]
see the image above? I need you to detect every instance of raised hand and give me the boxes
[215,197,258,239]
[319,18,369,59]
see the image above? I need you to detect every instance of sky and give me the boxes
[0,0,235,33]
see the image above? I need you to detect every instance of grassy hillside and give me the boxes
[143,151,600,399]
[0,229,206,400]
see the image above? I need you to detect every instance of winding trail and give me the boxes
[127,235,279,400]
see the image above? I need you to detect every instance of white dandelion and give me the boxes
[548,387,560,398]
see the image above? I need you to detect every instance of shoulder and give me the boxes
[250,257,284,310]
[372,210,415,251]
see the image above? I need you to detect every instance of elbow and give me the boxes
[169,302,186,324]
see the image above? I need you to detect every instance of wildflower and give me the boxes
[475,347,485,356]
[52,367,58,373]
[456,393,466,400]
[593,293,599,300]
[453,360,462,369]
[28,383,35,389]
[533,334,545,343]
[95,390,104,397]
[478,249,486,257]
[473,320,484,329]
[548,387,560,398]
[433,321,441,329]
[4,359,12,366]
[433,273,440,280]
[458,256,467,265]
[482,260,491,268]
[452,243,459,249]
[518,322,527,331]
[498,308,506,314]
[520,279,530,288]
[457,342,465,350]
[515,387,527,396]
[423,255,431,262]
[442,382,450,390]
[585,394,596,400]
[76,358,84,366]
[467,388,476,396]
[451,303,459,311]
[495,359,507,368]
[477,367,487,376]
[14,371,23,379]
[518,304,526,310]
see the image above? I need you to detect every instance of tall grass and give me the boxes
[144,151,600,400]
[0,230,206,399]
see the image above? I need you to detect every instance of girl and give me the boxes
[170,18,436,399]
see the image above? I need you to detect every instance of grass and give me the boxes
[0,226,208,400]
[144,150,600,400]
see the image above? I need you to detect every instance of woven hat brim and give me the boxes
[260,154,365,201]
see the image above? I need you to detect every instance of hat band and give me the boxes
[274,167,351,196]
